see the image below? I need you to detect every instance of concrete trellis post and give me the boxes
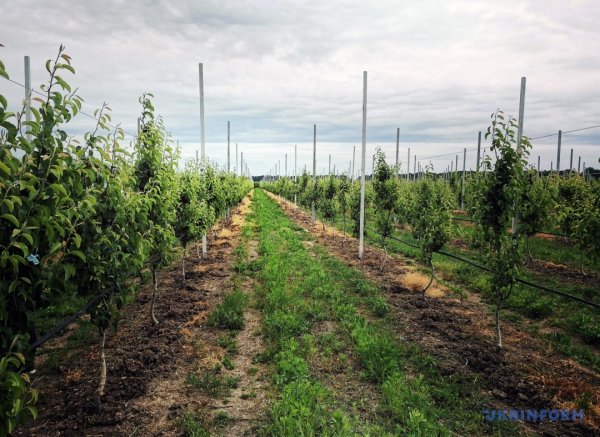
[227,121,230,172]
[413,156,416,181]
[513,77,526,236]
[476,131,481,172]
[569,148,573,174]
[312,124,317,221]
[294,144,297,182]
[352,145,356,180]
[556,130,562,174]
[407,148,410,181]
[24,56,32,140]
[395,127,400,178]
[537,155,540,176]
[359,71,367,260]
[285,153,288,177]
[461,147,466,210]
[199,62,207,257]
[578,156,581,174]
[329,154,332,175]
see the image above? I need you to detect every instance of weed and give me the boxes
[185,368,239,397]
[178,410,209,437]
[222,356,235,370]
[207,290,248,330]
[217,334,239,354]
[213,411,231,428]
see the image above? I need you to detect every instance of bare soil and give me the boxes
[268,193,600,437]
[18,193,270,436]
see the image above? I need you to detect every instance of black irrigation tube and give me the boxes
[30,291,108,351]
[451,216,568,237]
[369,225,600,310]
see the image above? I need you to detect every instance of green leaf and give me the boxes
[11,241,29,257]
[0,213,19,227]
[67,250,86,261]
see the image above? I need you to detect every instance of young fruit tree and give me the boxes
[408,176,454,296]
[372,148,399,269]
[318,175,338,234]
[470,110,532,348]
[134,94,177,324]
[518,171,558,259]
[173,165,204,283]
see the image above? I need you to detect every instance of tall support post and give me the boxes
[227,121,230,172]
[329,154,332,174]
[196,150,199,166]
[24,56,32,139]
[451,160,454,174]
[537,155,541,176]
[578,156,581,174]
[352,145,356,180]
[395,127,400,178]
[294,144,297,182]
[241,152,244,181]
[407,147,410,181]
[455,155,458,176]
[569,148,574,174]
[236,142,238,175]
[461,147,466,210]
[513,77,526,236]
[556,130,562,174]
[413,156,416,181]
[199,62,207,257]
[312,124,317,221]
[358,71,367,260]
[476,131,481,172]
[285,153,288,177]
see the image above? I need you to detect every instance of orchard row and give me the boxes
[0,47,253,434]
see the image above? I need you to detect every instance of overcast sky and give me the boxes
[1,0,599,175]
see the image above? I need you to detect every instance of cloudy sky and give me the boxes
[1,0,599,175]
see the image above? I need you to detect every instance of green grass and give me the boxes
[246,189,513,436]
[185,366,240,397]
[207,289,248,330]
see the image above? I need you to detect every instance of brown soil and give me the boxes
[18,192,270,436]
[268,193,600,437]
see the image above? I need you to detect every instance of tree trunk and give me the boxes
[95,328,107,412]
[182,252,186,284]
[495,297,502,349]
[422,257,435,297]
[580,250,587,276]
[150,266,159,325]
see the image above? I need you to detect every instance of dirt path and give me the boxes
[19,192,268,436]
[268,192,600,436]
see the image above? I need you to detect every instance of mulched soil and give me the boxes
[269,193,600,437]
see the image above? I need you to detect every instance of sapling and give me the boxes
[134,94,177,324]
[372,148,399,271]
[470,110,532,348]
[409,175,454,296]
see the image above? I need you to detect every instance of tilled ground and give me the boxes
[18,193,261,436]
[268,192,600,437]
